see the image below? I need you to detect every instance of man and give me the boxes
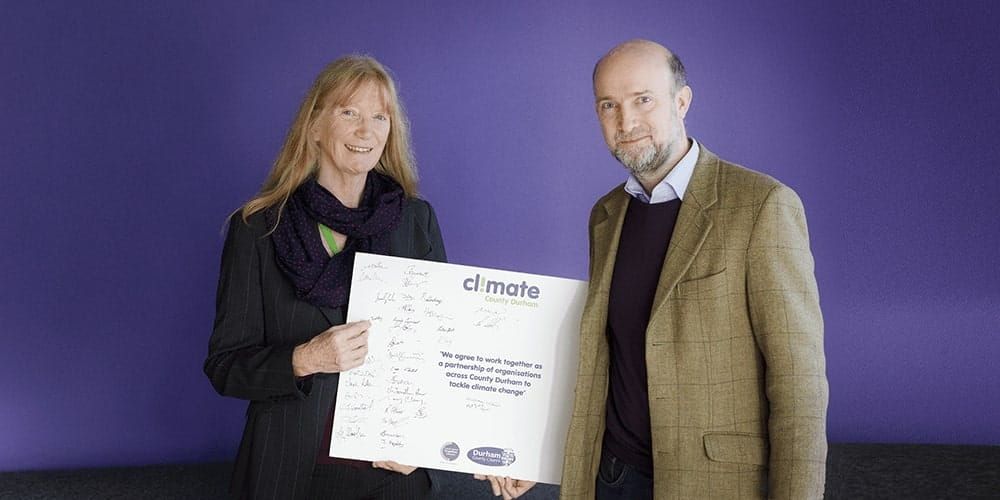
[556,40,829,499]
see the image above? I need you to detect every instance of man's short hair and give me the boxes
[592,44,689,93]
[666,51,687,91]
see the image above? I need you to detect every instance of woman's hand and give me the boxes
[292,320,370,376]
[473,474,536,499]
[372,460,418,475]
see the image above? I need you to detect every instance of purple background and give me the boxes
[2,1,998,472]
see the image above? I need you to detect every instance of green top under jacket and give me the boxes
[560,146,828,500]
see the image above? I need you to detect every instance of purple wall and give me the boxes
[2,1,998,472]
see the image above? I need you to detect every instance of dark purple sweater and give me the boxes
[603,197,681,476]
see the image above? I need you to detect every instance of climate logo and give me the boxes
[467,446,516,467]
[463,274,540,299]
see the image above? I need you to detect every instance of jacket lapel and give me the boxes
[589,188,629,297]
[317,305,344,327]
[578,187,628,385]
[648,148,719,315]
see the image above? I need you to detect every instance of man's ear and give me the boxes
[676,85,692,119]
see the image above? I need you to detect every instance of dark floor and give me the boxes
[1,443,998,499]
[824,443,1000,500]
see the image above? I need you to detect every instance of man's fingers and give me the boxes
[501,477,514,500]
[513,481,536,497]
[501,478,536,499]
[488,475,501,496]
[502,477,515,498]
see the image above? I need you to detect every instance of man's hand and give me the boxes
[474,474,536,499]
[372,460,417,475]
[291,320,370,376]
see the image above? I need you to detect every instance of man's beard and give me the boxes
[613,141,670,177]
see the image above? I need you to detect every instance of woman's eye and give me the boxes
[374,114,388,121]
[340,109,358,118]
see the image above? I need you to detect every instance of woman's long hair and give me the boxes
[240,55,418,226]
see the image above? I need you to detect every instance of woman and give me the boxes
[205,55,445,499]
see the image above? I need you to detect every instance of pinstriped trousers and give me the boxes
[307,463,431,499]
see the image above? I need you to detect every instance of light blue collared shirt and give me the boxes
[623,138,700,204]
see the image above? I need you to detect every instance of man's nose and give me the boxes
[618,106,639,133]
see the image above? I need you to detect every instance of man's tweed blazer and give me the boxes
[560,146,828,499]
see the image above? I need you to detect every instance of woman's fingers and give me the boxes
[372,460,416,475]
[325,320,371,371]
[293,320,373,375]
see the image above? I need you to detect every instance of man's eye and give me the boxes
[600,102,616,111]
[638,96,652,104]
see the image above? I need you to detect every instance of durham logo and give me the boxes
[467,446,516,467]
[463,274,540,299]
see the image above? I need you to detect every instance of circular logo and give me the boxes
[440,442,460,461]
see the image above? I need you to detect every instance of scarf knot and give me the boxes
[269,171,404,309]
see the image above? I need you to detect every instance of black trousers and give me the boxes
[308,463,432,500]
[594,449,653,500]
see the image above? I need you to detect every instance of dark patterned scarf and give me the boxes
[269,171,404,309]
